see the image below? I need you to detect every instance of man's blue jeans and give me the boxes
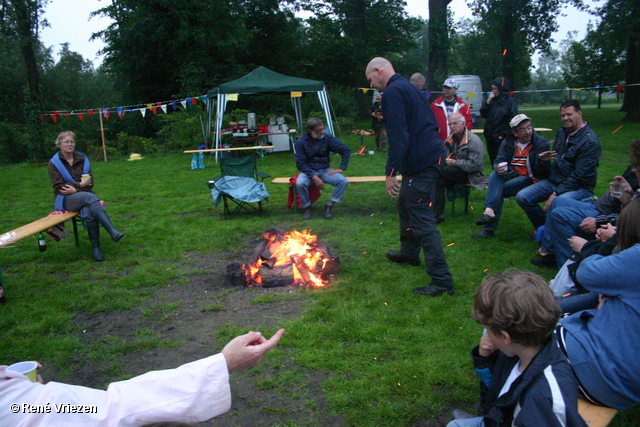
[295,168,348,208]
[515,179,592,230]
[482,173,533,232]
[541,197,600,267]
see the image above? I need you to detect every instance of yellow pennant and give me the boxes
[290,92,302,98]
[228,94,238,101]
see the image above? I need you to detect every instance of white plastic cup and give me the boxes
[368,151,374,155]
[6,361,38,382]
[498,162,508,168]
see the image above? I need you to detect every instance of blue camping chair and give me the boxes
[206,156,271,219]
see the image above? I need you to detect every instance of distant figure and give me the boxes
[369,94,388,152]
[48,131,124,261]
[447,270,586,427]
[516,100,601,236]
[294,118,351,220]
[433,112,488,224]
[473,114,550,239]
[409,72,426,90]
[431,78,473,142]
[480,77,518,165]
[366,57,454,297]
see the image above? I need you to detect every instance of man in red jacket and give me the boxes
[431,78,473,142]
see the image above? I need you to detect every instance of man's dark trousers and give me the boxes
[397,167,453,289]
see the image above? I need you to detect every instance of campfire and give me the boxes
[227,229,340,288]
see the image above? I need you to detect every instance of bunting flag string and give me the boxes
[40,92,210,123]
[357,82,640,96]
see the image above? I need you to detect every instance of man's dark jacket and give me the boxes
[549,123,601,195]
[494,132,551,181]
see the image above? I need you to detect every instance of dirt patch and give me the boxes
[42,245,347,426]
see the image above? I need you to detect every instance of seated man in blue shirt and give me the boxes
[294,118,351,220]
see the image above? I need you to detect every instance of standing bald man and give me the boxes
[365,57,454,297]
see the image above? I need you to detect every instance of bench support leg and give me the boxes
[72,216,80,247]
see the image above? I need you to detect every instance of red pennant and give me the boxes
[118,111,124,119]
[190,98,197,106]
[40,114,45,122]
[88,109,94,118]
[104,112,110,120]
[616,85,625,93]
[151,107,158,114]
[64,113,71,118]
[50,114,58,123]
[78,114,85,122]
[509,91,516,96]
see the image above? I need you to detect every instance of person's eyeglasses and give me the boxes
[448,121,465,127]
[516,126,533,134]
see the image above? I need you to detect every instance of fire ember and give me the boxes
[227,229,340,288]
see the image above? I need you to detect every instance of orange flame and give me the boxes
[244,229,334,287]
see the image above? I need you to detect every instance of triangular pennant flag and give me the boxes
[40,114,45,122]
[180,100,187,109]
[228,94,238,101]
[117,107,124,119]
[203,95,208,102]
[616,85,625,93]
[509,91,516,96]
[291,92,302,98]
[425,92,432,99]
[362,88,371,93]
[140,108,147,117]
[190,98,197,106]
[87,109,94,118]
[50,114,58,123]
[151,107,158,114]
[575,88,583,91]
[160,104,167,114]
[199,96,206,102]
[78,113,84,122]
[468,92,475,101]
[595,84,602,88]
[171,102,178,111]
[146,103,153,109]
[104,111,110,120]
[185,98,191,106]
[102,108,108,118]
[64,113,71,118]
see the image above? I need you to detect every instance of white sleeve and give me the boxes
[1,353,231,427]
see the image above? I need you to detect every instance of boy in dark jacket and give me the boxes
[447,270,586,427]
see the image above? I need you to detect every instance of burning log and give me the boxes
[226,229,340,288]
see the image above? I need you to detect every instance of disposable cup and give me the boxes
[81,174,90,180]
[368,151,375,155]
[6,361,38,382]
[498,162,508,168]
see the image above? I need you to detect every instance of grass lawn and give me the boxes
[1,104,639,426]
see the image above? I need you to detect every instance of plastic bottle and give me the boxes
[38,232,47,252]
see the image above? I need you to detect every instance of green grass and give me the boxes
[1,104,639,426]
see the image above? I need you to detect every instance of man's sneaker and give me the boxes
[386,250,420,266]
[303,207,312,220]
[475,214,497,226]
[472,229,495,239]
[530,255,558,269]
[413,284,454,297]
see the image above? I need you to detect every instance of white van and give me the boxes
[448,75,483,127]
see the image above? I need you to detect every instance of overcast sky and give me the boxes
[40,0,596,67]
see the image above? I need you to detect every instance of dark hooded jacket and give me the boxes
[480,77,519,141]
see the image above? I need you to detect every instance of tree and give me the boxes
[589,0,640,120]
[426,0,452,90]
[467,0,568,89]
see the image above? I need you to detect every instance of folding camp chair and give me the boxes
[206,156,271,219]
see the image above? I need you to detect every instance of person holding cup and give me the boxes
[48,131,124,261]
[473,114,550,238]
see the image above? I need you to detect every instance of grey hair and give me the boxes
[306,118,323,131]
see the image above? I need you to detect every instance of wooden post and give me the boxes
[99,112,107,162]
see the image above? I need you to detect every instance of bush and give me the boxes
[0,123,28,164]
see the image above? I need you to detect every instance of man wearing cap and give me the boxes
[434,112,488,224]
[515,100,601,233]
[473,114,550,238]
[369,94,387,152]
[480,77,518,165]
[431,78,473,142]
[365,57,454,297]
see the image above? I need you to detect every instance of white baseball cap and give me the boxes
[443,78,459,88]
[510,114,531,128]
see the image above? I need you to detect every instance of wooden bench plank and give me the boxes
[271,175,402,185]
[578,398,618,427]
[0,212,79,247]
[183,145,273,153]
